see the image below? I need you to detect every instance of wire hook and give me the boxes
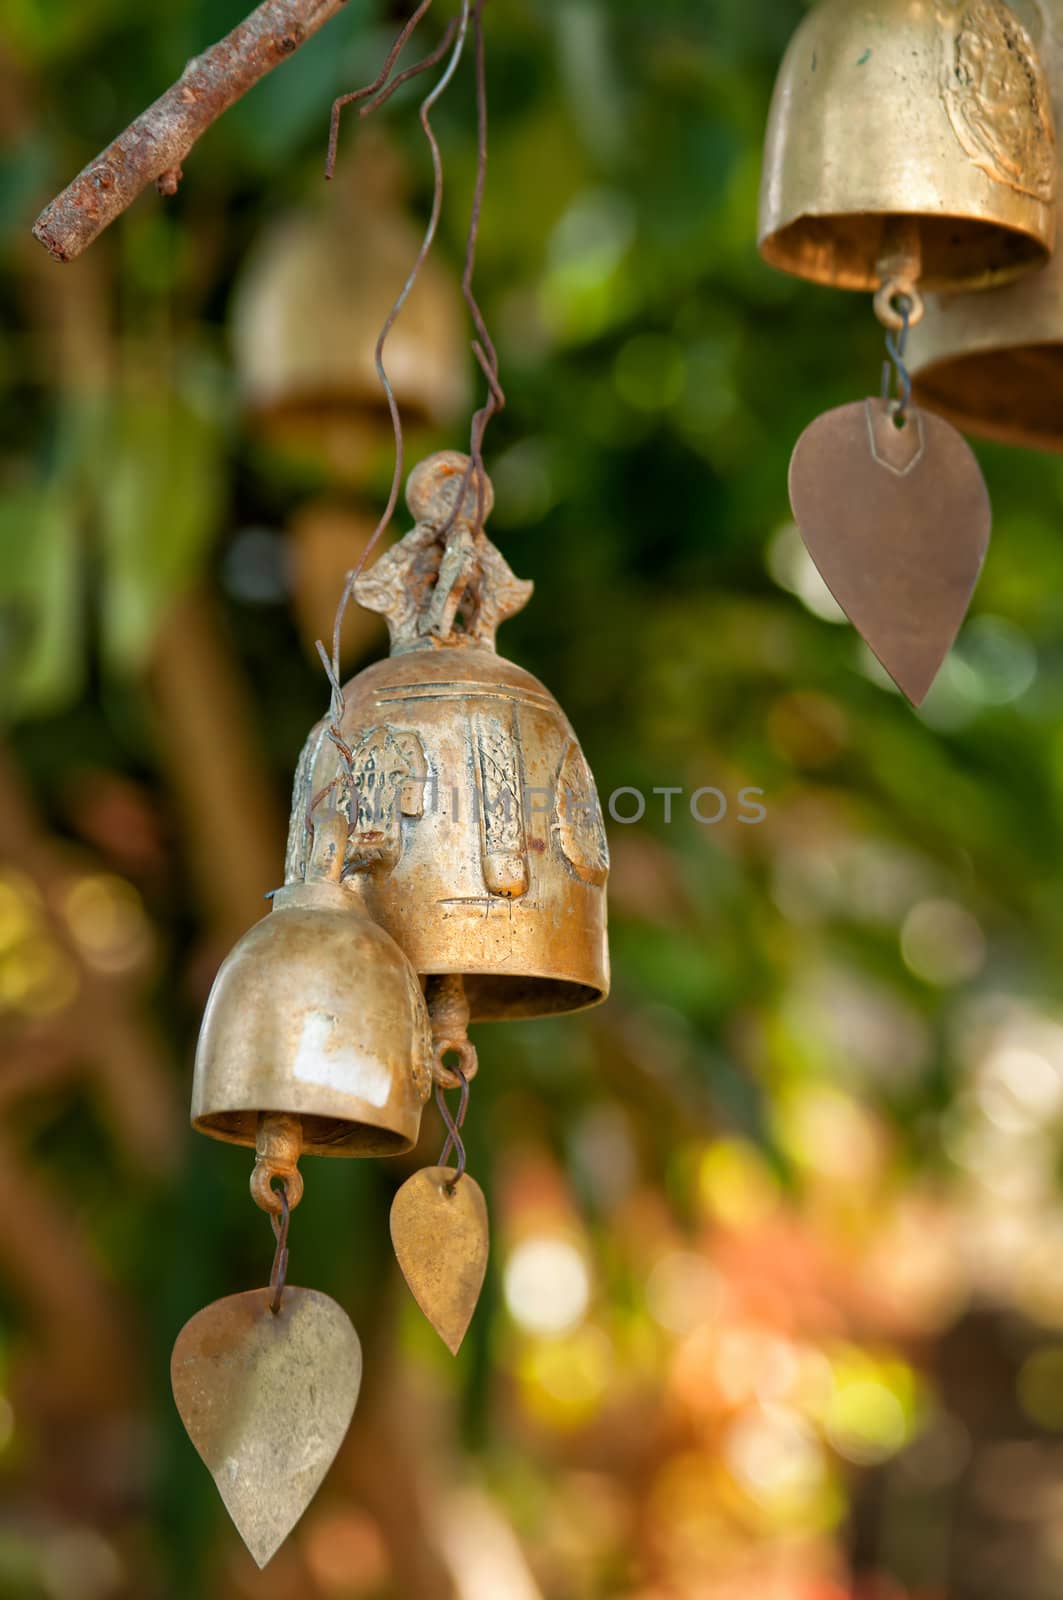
[269,1181,292,1314]
[880,292,913,425]
[435,1064,470,1187]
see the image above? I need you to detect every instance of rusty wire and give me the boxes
[269,1181,292,1313]
[436,1062,470,1186]
[312,0,472,807]
[325,0,437,180]
[881,293,914,425]
[440,0,505,544]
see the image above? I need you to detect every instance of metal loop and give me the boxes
[432,1035,479,1089]
[269,1182,291,1314]
[874,277,924,332]
[250,1144,304,1215]
[435,1065,469,1185]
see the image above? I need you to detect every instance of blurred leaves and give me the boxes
[98,378,226,673]
[0,480,82,722]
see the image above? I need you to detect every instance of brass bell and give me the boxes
[911,1,1063,448]
[759,0,1057,292]
[192,807,432,1157]
[286,452,611,1023]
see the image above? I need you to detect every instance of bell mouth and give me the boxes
[913,344,1063,453]
[760,213,1050,294]
[193,1109,415,1158]
[460,973,606,1022]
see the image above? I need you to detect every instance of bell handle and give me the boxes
[426,974,479,1087]
[250,1112,304,1213]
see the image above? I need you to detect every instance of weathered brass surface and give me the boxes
[759,0,1057,291]
[191,874,432,1155]
[286,453,610,1023]
[171,1287,362,1568]
[788,397,992,705]
[390,1167,489,1355]
[912,1,1063,448]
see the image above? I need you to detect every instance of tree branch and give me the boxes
[32,0,351,263]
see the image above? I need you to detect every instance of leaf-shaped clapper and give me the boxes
[171,1288,362,1568]
[391,1168,489,1355]
[789,398,991,707]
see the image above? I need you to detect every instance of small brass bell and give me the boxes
[192,807,432,1157]
[286,452,611,1023]
[759,0,1057,293]
[911,1,1063,448]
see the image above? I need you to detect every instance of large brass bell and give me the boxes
[286,452,611,1023]
[192,807,432,1158]
[911,1,1063,448]
[759,0,1057,292]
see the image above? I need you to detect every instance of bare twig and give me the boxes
[33,0,352,262]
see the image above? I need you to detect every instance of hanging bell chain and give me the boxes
[251,1112,305,1214]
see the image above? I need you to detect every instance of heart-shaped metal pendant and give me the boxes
[789,398,992,705]
[171,1287,362,1567]
[390,1167,489,1355]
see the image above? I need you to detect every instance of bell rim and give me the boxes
[442,968,610,1022]
[913,345,1063,453]
[758,209,1054,294]
[191,1106,420,1158]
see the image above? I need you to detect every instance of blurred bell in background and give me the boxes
[232,132,470,667]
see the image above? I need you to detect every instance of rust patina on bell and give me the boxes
[286,453,610,1023]
[912,1,1063,448]
[759,0,1057,292]
[192,808,432,1156]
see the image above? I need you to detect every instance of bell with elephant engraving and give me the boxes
[759,0,1057,294]
[911,0,1063,450]
[285,451,611,1027]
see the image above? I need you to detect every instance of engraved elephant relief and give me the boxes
[285,713,608,901]
[285,723,429,882]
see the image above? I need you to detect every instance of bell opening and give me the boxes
[760,213,1049,293]
[193,1109,414,1158]
[914,345,1063,452]
[461,973,605,1022]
